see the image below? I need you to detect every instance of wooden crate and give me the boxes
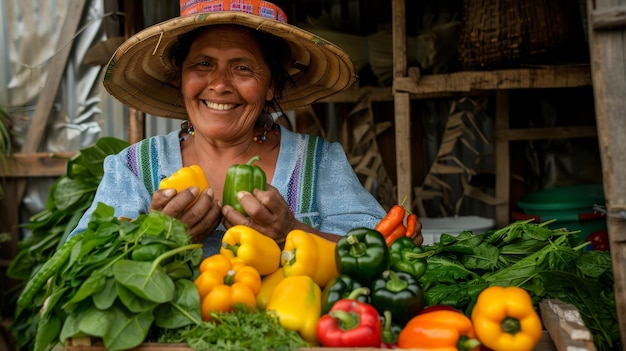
[65,299,593,351]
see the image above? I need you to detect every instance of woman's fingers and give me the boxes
[150,187,222,242]
[185,188,222,242]
[222,186,295,245]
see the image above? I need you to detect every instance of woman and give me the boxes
[69,1,422,256]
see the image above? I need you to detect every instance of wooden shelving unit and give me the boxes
[391,0,596,227]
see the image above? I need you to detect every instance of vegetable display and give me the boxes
[222,155,267,215]
[11,188,620,351]
[471,285,542,351]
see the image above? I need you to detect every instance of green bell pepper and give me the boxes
[389,236,428,280]
[222,155,267,216]
[335,227,389,285]
[371,269,424,325]
[321,274,370,314]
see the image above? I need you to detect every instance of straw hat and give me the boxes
[103,0,357,119]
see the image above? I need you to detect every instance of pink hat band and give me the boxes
[180,0,287,23]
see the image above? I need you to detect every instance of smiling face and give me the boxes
[180,25,275,143]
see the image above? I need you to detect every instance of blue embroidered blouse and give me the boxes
[68,126,386,256]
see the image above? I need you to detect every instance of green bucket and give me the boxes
[517,184,606,240]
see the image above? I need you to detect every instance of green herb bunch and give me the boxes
[7,137,129,350]
[16,203,204,351]
[419,219,620,351]
[159,307,309,351]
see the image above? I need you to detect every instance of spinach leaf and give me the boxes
[154,280,202,329]
[114,260,176,303]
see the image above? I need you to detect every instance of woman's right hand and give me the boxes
[149,187,223,243]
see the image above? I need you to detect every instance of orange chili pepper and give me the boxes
[385,223,407,246]
[375,205,406,238]
[405,213,418,238]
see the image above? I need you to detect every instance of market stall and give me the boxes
[1,0,624,350]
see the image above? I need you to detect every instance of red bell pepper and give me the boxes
[586,230,610,251]
[316,287,381,347]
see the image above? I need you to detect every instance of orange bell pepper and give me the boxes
[471,286,543,351]
[397,309,481,351]
[194,253,261,321]
[280,229,338,288]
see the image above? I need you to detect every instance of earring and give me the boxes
[180,120,194,142]
[253,118,280,144]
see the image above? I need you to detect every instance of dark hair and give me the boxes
[171,26,294,113]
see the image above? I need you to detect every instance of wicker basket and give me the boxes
[459,0,587,69]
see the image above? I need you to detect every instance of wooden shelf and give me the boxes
[0,152,74,178]
[318,86,393,103]
[395,65,592,95]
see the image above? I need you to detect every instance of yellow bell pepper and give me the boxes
[194,254,261,321]
[471,285,543,351]
[158,165,209,207]
[280,230,339,288]
[256,268,286,310]
[220,225,281,276]
[265,275,322,346]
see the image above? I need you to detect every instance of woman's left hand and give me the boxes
[407,218,424,246]
[221,184,297,247]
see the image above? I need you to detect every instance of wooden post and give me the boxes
[587,0,626,347]
[392,0,412,208]
[494,91,511,228]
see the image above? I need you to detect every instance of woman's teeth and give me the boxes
[204,101,236,110]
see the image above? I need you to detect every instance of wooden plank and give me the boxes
[495,126,597,141]
[539,300,596,351]
[319,86,393,103]
[391,0,411,207]
[0,152,72,177]
[395,66,592,94]
[16,1,87,203]
[392,0,407,79]
[591,5,626,30]
[394,92,412,208]
[20,1,87,156]
[586,0,626,346]
[494,91,511,228]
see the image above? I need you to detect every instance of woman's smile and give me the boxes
[203,100,238,111]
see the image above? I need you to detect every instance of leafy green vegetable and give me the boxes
[419,219,620,351]
[7,137,128,351]
[158,307,310,351]
[14,203,203,351]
